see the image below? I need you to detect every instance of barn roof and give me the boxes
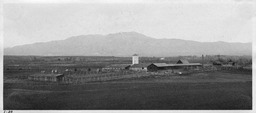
[152,63,175,67]
[150,63,201,67]
[130,63,151,68]
[177,59,190,64]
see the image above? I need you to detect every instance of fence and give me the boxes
[61,71,150,84]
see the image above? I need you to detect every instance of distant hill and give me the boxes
[4,32,252,56]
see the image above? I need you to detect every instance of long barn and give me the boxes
[147,59,202,72]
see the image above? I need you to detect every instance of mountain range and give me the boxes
[4,32,252,56]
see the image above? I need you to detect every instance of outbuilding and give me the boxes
[227,59,236,66]
[147,59,202,72]
[147,63,174,72]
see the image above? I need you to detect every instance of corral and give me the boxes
[102,64,130,72]
[28,73,64,82]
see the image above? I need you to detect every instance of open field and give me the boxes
[4,70,252,110]
[3,56,252,110]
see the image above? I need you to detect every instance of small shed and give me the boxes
[213,61,222,66]
[28,73,64,82]
[227,59,236,66]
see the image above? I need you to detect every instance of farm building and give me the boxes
[174,59,201,70]
[227,59,236,66]
[212,61,223,66]
[102,54,141,71]
[147,59,202,72]
[176,59,190,64]
[147,63,174,72]
[129,63,151,71]
[102,64,131,71]
[28,73,64,82]
[132,54,139,65]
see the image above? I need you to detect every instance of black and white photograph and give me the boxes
[1,0,255,112]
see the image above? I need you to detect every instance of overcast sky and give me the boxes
[3,0,255,48]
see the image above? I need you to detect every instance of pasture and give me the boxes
[3,56,252,110]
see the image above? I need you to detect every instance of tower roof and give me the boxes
[132,54,138,56]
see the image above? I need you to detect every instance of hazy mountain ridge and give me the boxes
[4,32,252,56]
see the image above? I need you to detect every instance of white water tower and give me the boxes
[132,54,139,65]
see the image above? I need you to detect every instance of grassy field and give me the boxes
[4,71,252,110]
[3,55,252,109]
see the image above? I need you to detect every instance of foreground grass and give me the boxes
[4,71,252,110]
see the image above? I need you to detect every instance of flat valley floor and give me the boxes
[4,71,252,110]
